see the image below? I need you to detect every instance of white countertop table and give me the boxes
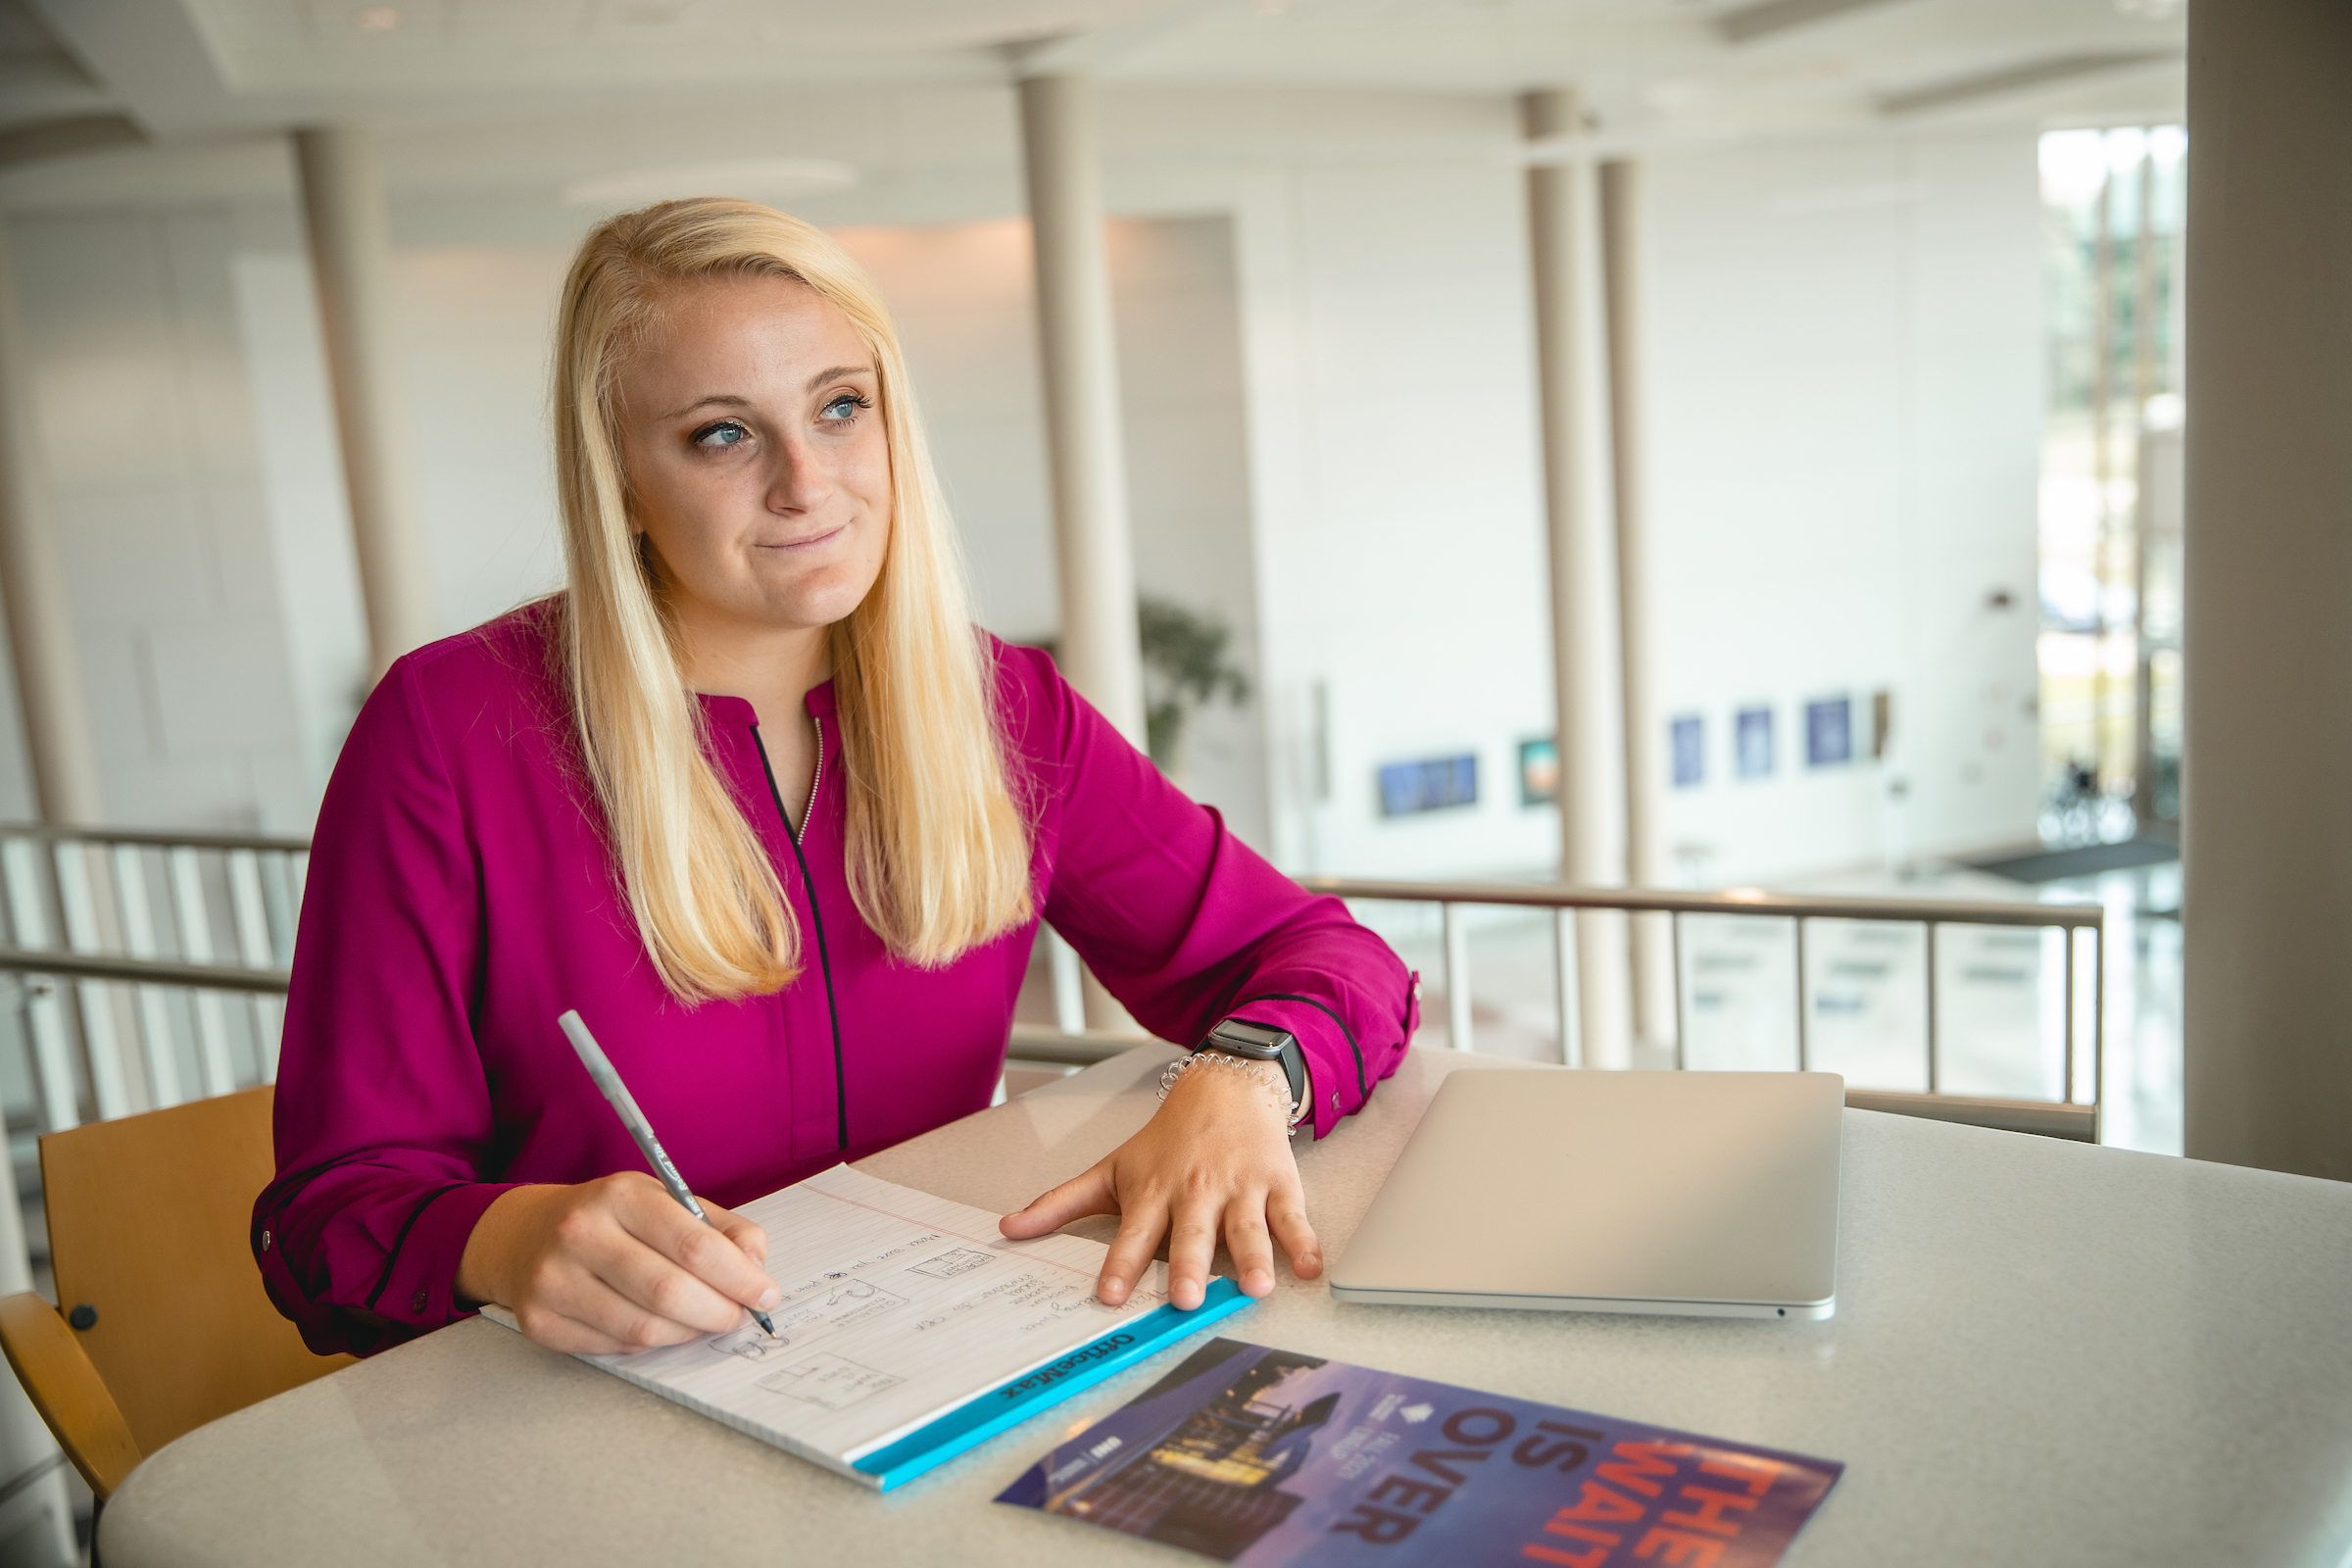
[101,1046,2352,1567]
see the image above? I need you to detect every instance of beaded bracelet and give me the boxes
[1158,1052,1301,1136]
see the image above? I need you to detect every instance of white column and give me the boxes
[0,225,102,826]
[1018,74,1147,1035]
[1599,157,1676,1054]
[1525,89,1633,1068]
[2181,0,2352,1178]
[293,125,435,682]
[1017,74,1147,749]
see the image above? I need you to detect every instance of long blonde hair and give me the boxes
[553,198,1032,1002]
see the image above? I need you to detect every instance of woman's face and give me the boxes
[615,274,891,646]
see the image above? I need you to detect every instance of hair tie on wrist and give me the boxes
[1156,1053,1300,1136]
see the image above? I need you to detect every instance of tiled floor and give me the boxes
[2032,859,2182,1154]
[1788,858,2181,1155]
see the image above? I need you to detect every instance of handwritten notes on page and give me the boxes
[550,1165,1177,1483]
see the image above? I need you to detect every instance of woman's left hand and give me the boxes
[1000,1060,1320,1310]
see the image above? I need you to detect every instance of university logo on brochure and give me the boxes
[999,1339,1841,1567]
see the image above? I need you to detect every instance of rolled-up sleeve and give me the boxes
[1011,647,1419,1138]
[253,654,520,1356]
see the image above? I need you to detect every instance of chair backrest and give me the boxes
[41,1086,351,1455]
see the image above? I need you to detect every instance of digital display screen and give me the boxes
[1213,1021,1289,1053]
[1377,754,1478,816]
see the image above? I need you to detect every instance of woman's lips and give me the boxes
[757,524,847,553]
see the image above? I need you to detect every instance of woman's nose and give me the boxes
[764,438,832,514]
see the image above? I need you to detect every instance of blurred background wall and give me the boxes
[0,51,2146,890]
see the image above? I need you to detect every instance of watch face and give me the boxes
[1208,1020,1291,1057]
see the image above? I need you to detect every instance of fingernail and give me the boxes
[1244,1269,1273,1296]
[758,1287,781,1309]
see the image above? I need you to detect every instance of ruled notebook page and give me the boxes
[571,1165,1172,1476]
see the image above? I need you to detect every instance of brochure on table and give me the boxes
[1000,1337,1843,1566]
[483,1164,1251,1490]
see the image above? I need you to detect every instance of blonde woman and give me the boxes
[255,199,1417,1358]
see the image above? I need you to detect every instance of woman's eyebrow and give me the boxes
[657,368,872,420]
[805,365,875,391]
[659,393,752,420]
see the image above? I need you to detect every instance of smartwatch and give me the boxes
[1194,1017,1310,1127]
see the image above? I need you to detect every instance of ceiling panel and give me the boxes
[449,0,593,42]
[197,0,1181,56]
[60,0,2184,149]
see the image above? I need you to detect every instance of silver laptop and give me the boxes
[1330,1068,1843,1320]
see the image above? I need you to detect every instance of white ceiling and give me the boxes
[24,0,2185,124]
[0,0,2184,210]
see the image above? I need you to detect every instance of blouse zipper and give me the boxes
[795,718,823,846]
[750,716,849,1152]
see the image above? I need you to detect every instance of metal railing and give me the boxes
[1011,877,2106,1143]
[0,828,2105,1147]
[0,825,305,1136]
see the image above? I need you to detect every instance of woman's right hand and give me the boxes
[456,1172,780,1353]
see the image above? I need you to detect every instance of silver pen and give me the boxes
[557,1009,777,1338]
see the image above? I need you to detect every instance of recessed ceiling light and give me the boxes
[354,7,401,29]
[564,159,859,208]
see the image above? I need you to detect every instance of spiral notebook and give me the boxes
[482,1164,1251,1490]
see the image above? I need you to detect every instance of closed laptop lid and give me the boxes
[1331,1068,1842,1312]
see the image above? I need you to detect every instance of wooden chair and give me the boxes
[0,1086,353,1500]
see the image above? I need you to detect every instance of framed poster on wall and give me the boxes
[1517,738,1558,807]
[1670,714,1704,788]
[1736,706,1775,779]
[1806,697,1853,767]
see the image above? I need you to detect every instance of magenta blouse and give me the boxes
[254,605,1418,1355]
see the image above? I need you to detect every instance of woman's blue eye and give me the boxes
[692,420,749,449]
[821,393,872,423]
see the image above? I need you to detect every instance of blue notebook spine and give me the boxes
[852,1279,1254,1491]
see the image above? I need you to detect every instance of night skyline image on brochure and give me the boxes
[998,1339,1842,1567]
